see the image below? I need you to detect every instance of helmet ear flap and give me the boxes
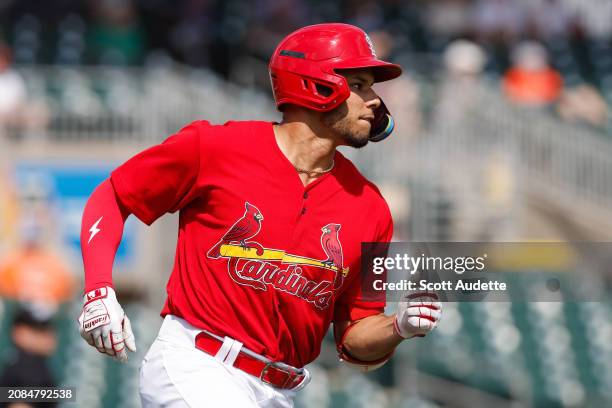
[314,83,333,97]
[300,77,335,99]
[272,68,349,111]
[304,77,343,109]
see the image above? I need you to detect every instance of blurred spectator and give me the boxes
[0,219,75,307]
[443,39,487,77]
[0,41,49,141]
[0,43,27,131]
[434,40,487,133]
[423,0,472,40]
[86,0,146,65]
[503,41,563,106]
[0,304,58,408]
[557,84,609,128]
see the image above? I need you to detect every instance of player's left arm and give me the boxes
[334,193,442,368]
[334,314,400,363]
[335,292,441,368]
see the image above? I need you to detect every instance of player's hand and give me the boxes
[394,292,442,339]
[78,286,137,362]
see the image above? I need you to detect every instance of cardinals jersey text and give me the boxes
[207,202,347,310]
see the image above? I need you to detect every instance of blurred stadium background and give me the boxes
[1,0,612,407]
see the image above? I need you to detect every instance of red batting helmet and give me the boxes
[269,23,402,141]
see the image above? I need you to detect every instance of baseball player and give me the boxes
[78,23,441,407]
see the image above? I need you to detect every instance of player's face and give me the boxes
[322,69,381,148]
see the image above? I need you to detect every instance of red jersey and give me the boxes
[110,120,393,367]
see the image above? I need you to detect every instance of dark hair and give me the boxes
[12,305,55,330]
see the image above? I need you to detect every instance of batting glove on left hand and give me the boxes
[394,292,442,339]
[78,286,136,362]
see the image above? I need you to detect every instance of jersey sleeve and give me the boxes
[333,197,393,323]
[110,122,203,225]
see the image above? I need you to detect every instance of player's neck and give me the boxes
[273,119,336,178]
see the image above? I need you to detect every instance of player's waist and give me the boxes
[157,314,203,345]
[158,315,309,390]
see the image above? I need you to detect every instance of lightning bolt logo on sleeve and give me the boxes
[88,216,103,244]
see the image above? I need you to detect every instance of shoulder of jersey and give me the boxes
[190,119,249,131]
[190,120,268,144]
[335,152,386,202]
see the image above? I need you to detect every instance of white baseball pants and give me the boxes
[139,315,298,408]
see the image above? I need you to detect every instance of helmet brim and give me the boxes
[332,58,402,83]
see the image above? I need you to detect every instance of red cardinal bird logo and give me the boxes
[321,223,343,269]
[320,223,345,289]
[208,202,264,259]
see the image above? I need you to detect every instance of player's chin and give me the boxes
[343,130,370,148]
[343,121,371,148]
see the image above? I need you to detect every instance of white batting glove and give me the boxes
[394,292,442,339]
[78,286,136,362]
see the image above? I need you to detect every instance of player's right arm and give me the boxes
[78,179,136,362]
[78,121,204,362]
[81,179,129,292]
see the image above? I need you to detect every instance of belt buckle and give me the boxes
[260,362,298,389]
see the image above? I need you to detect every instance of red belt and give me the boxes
[195,331,306,390]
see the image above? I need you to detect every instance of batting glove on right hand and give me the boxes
[394,292,442,339]
[78,286,136,362]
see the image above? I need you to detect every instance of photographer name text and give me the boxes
[372,279,507,292]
